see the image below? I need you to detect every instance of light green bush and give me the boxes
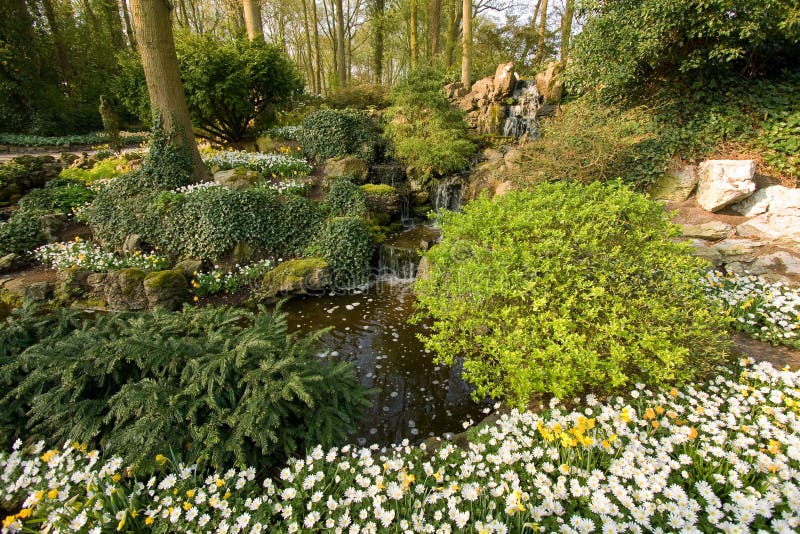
[415,181,731,408]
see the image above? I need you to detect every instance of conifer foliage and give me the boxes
[0,305,370,473]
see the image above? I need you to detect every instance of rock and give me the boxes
[260,258,330,298]
[104,268,148,310]
[24,281,52,301]
[121,234,143,253]
[217,242,256,271]
[0,253,20,272]
[492,62,517,100]
[723,261,748,275]
[174,258,203,279]
[534,62,565,104]
[730,188,771,216]
[482,148,504,161]
[493,181,514,197]
[213,168,260,190]
[737,211,800,248]
[322,156,370,183]
[143,269,190,310]
[476,103,508,135]
[685,239,722,267]
[411,190,430,206]
[768,186,800,213]
[470,77,494,100]
[695,160,756,212]
[370,161,406,185]
[649,160,698,202]
[54,266,91,301]
[444,82,468,99]
[416,255,431,280]
[713,239,764,262]
[503,148,523,165]
[362,184,401,215]
[750,251,800,277]
[679,220,732,240]
[38,213,68,243]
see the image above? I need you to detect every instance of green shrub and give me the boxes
[0,161,26,191]
[0,210,45,257]
[308,217,374,288]
[18,182,94,213]
[59,157,133,183]
[414,182,731,408]
[326,84,390,110]
[361,183,397,196]
[326,177,367,217]
[566,0,800,100]
[0,305,370,472]
[299,109,379,162]
[384,67,475,184]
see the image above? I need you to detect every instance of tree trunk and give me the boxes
[99,0,126,49]
[444,0,460,67]
[533,0,548,64]
[560,0,574,62]
[300,0,316,92]
[130,0,207,182]
[121,0,136,47]
[312,0,322,92]
[242,0,264,40]
[430,0,441,57]
[460,0,471,87]
[409,0,418,68]
[372,0,384,83]
[335,0,347,85]
[40,0,71,85]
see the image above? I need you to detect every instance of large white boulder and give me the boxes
[737,211,800,248]
[731,185,800,216]
[695,160,756,212]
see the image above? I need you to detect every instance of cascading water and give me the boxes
[502,79,542,138]
[433,179,464,212]
[377,225,441,281]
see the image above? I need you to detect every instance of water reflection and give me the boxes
[281,281,485,445]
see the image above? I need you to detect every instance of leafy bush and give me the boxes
[0,211,44,257]
[415,182,731,407]
[18,182,94,213]
[0,131,148,147]
[59,156,135,183]
[299,109,379,162]
[326,177,367,217]
[0,305,370,472]
[566,0,800,99]
[264,125,303,141]
[384,67,475,183]
[308,217,374,288]
[0,161,26,191]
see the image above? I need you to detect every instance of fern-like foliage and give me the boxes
[0,305,370,474]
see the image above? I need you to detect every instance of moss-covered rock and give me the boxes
[174,258,203,279]
[260,257,330,298]
[105,268,147,310]
[54,266,91,302]
[143,269,190,310]
[362,184,401,215]
[213,168,260,190]
[322,157,370,183]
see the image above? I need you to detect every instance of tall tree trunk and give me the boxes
[430,0,441,57]
[312,0,322,92]
[242,0,263,40]
[300,0,316,92]
[99,0,125,49]
[460,0,471,87]
[40,0,71,85]
[372,0,384,83]
[121,0,136,47]
[335,0,346,85]
[533,0,548,64]
[130,0,206,182]
[409,0,418,68]
[559,0,574,62]
[444,0,460,67]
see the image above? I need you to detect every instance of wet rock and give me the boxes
[362,184,401,215]
[213,168,260,190]
[143,269,190,310]
[679,220,733,240]
[322,156,370,183]
[104,268,148,310]
[260,257,331,298]
[649,160,697,202]
[695,160,756,212]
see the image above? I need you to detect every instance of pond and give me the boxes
[282,278,489,446]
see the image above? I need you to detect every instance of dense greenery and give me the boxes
[299,109,379,162]
[415,182,731,408]
[567,0,800,99]
[308,217,375,287]
[384,68,475,184]
[0,132,148,148]
[325,177,367,217]
[59,156,139,184]
[0,304,370,473]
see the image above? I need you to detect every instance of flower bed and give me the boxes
[706,272,800,349]
[34,238,169,272]
[2,359,799,533]
[203,150,311,178]
[191,259,281,297]
[0,131,149,148]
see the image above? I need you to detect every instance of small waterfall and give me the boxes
[433,179,464,213]
[502,80,541,138]
[399,194,413,227]
[376,225,441,281]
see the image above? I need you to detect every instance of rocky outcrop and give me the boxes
[362,184,401,215]
[534,61,565,105]
[143,269,190,310]
[649,160,698,202]
[104,268,148,310]
[213,168,260,190]
[737,211,800,248]
[260,258,330,298]
[322,156,370,183]
[446,63,525,135]
[695,160,756,212]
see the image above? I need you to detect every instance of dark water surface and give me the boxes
[282,281,487,445]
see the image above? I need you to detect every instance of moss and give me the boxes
[360,184,397,196]
[261,257,330,297]
[116,268,146,296]
[71,298,107,309]
[0,288,22,309]
[143,269,187,290]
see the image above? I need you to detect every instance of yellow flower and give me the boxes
[186,489,196,498]
[688,427,698,439]
[155,454,167,465]
[47,489,59,499]
[215,478,225,487]
[145,516,155,525]
[17,508,32,519]
[183,502,192,511]
[112,473,121,482]
[669,388,679,397]
[40,450,58,463]
[193,296,199,302]
[768,440,781,454]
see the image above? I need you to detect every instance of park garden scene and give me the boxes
[1,0,800,531]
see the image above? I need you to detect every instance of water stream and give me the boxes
[502,79,542,138]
